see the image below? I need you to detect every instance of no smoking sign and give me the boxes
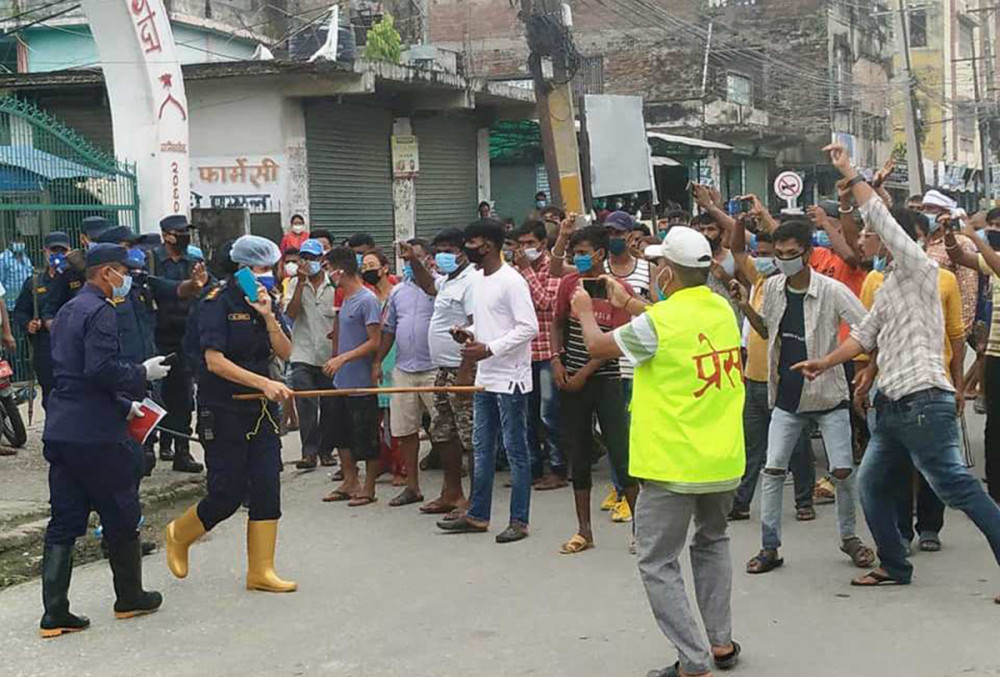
[774,171,803,202]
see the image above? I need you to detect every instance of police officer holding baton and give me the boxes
[39,243,172,638]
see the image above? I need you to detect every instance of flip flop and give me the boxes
[419,499,457,515]
[440,508,464,522]
[389,489,424,507]
[851,570,908,587]
[559,534,594,555]
[919,537,942,552]
[348,496,378,508]
[321,490,353,503]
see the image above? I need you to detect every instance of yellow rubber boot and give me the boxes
[246,520,297,593]
[165,505,206,579]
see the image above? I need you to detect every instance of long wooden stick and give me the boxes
[232,385,484,401]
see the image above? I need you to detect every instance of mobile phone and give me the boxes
[234,267,259,301]
[583,278,607,300]
[741,198,753,213]
[946,218,962,233]
[161,353,178,367]
[449,327,474,344]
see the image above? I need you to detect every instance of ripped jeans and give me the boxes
[761,406,858,552]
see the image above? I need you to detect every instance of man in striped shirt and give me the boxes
[794,143,1000,596]
[551,225,640,554]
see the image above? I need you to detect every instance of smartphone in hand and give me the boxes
[234,267,259,301]
[582,278,607,300]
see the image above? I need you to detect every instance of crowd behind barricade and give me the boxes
[14,145,1000,677]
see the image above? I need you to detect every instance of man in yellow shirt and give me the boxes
[572,227,744,676]
[857,222,965,553]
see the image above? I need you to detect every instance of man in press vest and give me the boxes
[572,226,745,676]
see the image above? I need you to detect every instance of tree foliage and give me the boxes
[365,14,402,64]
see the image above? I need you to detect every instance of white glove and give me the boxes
[143,355,172,381]
[127,402,145,421]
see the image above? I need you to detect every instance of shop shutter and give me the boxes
[413,114,478,240]
[304,100,394,250]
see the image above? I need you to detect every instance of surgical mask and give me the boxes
[110,268,132,299]
[436,252,459,274]
[255,273,276,292]
[362,270,382,286]
[775,255,805,277]
[976,229,987,243]
[814,231,832,248]
[49,252,67,273]
[126,248,147,270]
[609,238,628,255]
[754,256,777,276]
[523,247,542,262]
[924,213,940,234]
[402,264,414,281]
[291,223,306,234]
[284,262,299,278]
[355,253,364,267]
[721,251,735,277]
[10,242,24,254]
[658,230,669,241]
[304,261,322,277]
[872,255,887,273]
[464,245,487,265]
[536,200,546,209]
[573,254,594,274]
[655,267,672,302]
[748,233,758,252]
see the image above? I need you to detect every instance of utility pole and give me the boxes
[897,0,926,196]
[521,0,585,214]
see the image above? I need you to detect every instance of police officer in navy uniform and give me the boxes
[12,232,74,410]
[165,235,298,594]
[39,243,173,638]
[151,215,207,472]
[59,216,112,302]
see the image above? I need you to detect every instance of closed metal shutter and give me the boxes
[413,114,478,240]
[305,101,394,249]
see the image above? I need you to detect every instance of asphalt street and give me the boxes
[1,417,999,677]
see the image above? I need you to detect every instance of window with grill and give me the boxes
[726,73,752,107]
[910,10,928,48]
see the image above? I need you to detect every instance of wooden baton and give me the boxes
[232,385,484,401]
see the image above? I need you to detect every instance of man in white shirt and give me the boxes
[438,219,539,543]
[283,239,337,469]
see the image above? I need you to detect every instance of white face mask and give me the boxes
[284,262,299,278]
[291,223,306,234]
[523,248,542,262]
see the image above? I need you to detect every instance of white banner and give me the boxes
[82,0,190,233]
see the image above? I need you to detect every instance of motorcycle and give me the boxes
[0,358,27,448]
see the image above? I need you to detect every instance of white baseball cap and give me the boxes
[644,226,712,268]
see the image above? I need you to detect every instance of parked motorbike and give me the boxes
[0,358,27,448]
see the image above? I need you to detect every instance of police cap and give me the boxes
[95,225,136,245]
[82,216,112,238]
[86,243,129,269]
[44,231,71,250]
[160,214,194,232]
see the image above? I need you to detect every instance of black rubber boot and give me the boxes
[39,543,90,638]
[107,539,162,619]
[171,441,203,474]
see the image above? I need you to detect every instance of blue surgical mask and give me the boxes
[49,252,67,273]
[814,231,832,248]
[976,229,987,243]
[573,253,593,274]
[924,213,940,234]
[305,261,322,277]
[872,255,887,273]
[10,242,25,254]
[111,268,132,299]
[435,252,459,274]
[355,253,364,267]
[775,255,805,277]
[126,248,147,270]
[255,273,276,292]
[748,233,758,252]
[754,256,777,276]
[609,238,628,255]
[658,230,669,242]
[536,200,546,209]
[402,264,414,281]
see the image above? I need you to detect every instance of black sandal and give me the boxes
[713,641,741,671]
[851,569,908,587]
[746,550,783,574]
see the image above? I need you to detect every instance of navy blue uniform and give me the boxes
[151,246,196,445]
[43,284,147,547]
[192,282,286,530]
[12,271,72,408]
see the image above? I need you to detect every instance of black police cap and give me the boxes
[95,226,136,245]
[85,243,129,268]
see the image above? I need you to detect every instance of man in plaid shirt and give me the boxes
[512,220,567,489]
[795,143,1000,598]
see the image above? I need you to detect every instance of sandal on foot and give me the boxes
[389,488,424,507]
[330,469,344,481]
[559,534,594,555]
[918,535,942,552]
[841,537,877,568]
[851,569,908,587]
[437,515,488,533]
[321,490,353,503]
[347,495,377,508]
[419,498,457,515]
[727,507,750,521]
[746,550,783,574]
[795,506,816,521]
[295,457,318,470]
[713,641,742,671]
[645,662,681,677]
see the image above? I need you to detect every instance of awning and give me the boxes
[646,131,732,151]
[650,155,681,167]
[0,145,109,181]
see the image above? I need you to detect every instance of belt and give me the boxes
[874,387,951,409]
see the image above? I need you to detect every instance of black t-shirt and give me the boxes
[776,287,807,413]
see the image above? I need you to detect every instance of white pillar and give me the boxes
[392,117,416,272]
[477,127,491,205]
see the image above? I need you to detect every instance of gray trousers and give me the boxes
[636,481,735,676]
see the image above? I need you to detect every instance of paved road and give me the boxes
[2,419,999,677]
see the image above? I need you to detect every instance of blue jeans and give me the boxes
[468,390,532,527]
[528,361,564,478]
[862,388,1000,583]
[761,406,858,551]
[608,379,634,496]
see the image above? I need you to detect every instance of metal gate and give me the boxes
[413,114,478,240]
[0,97,139,380]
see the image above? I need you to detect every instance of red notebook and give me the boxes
[127,398,167,445]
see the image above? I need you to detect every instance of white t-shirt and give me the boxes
[471,264,539,394]
[428,265,481,369]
